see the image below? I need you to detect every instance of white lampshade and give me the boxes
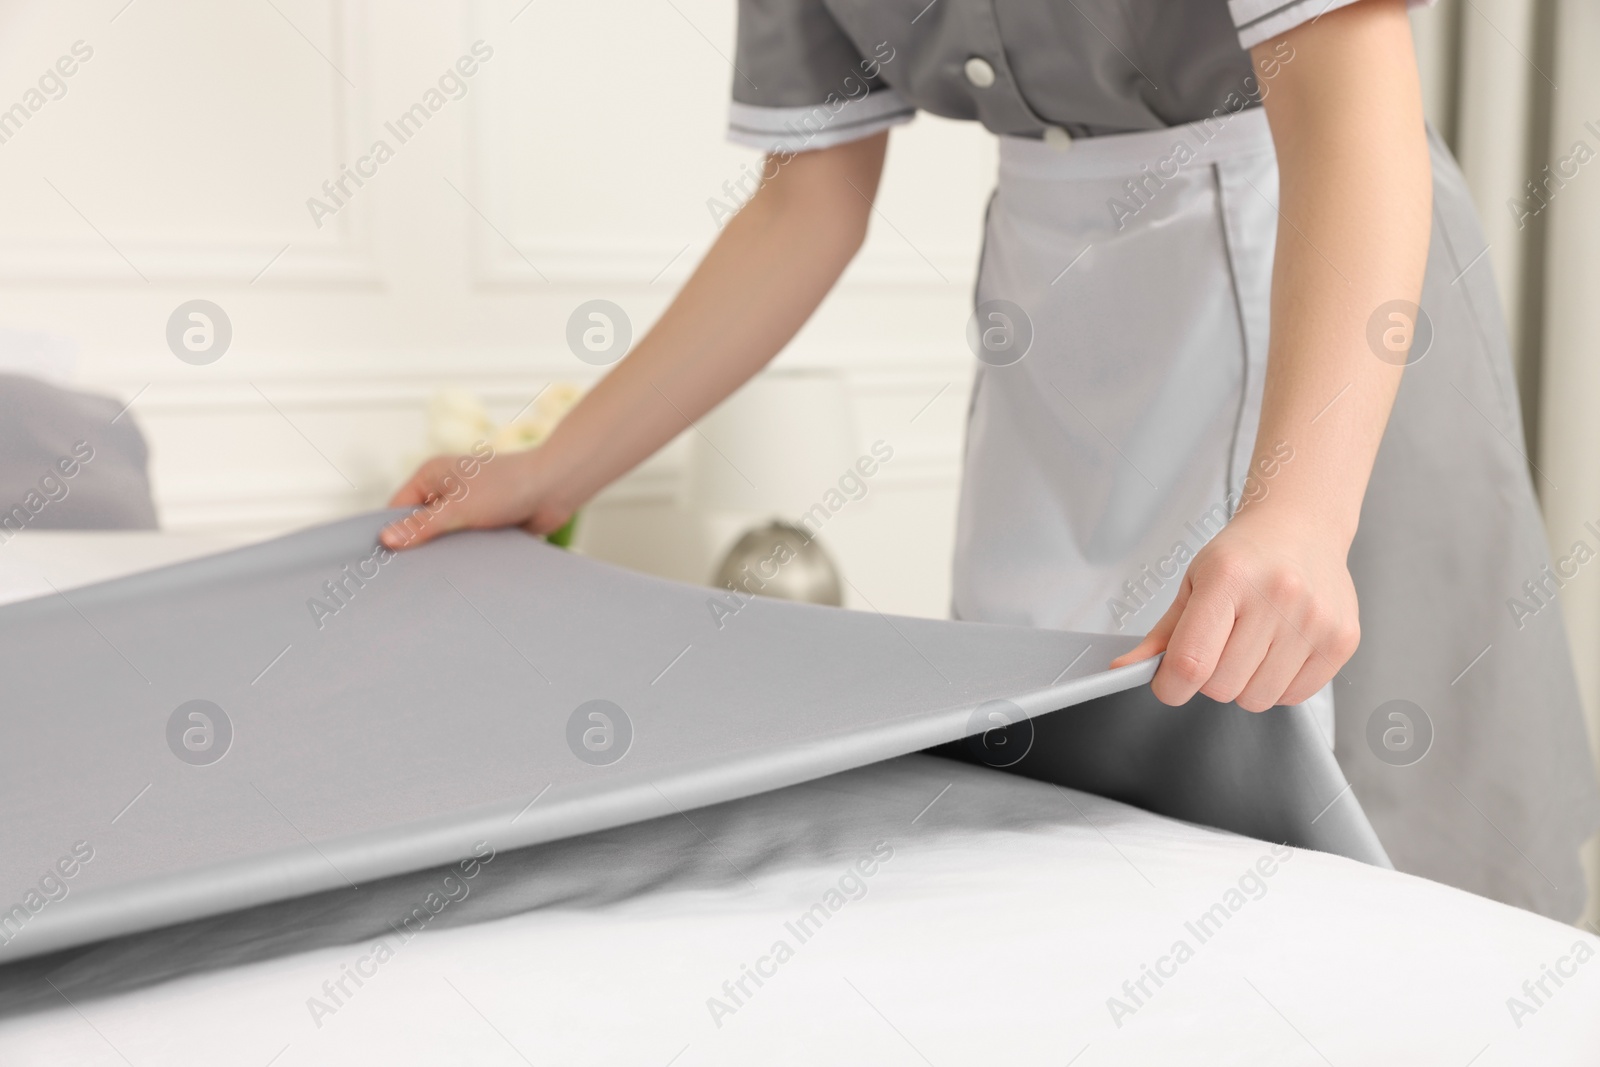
[684,370,859,519]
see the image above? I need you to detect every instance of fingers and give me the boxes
[1109,578,1189,669]
[1150,575,1239,706]
[1231,572,1360,709]
[1122,514,1361,711]
[1197,608,1276,707]
[380,508,440,550]
[1279,659,1337,709]
[380,457,472,550]
[380,501,463,550]
[1233,637,1315,713]
[1278,618,1359,706]
[384,469,428,509]
[1170,565,1357,712]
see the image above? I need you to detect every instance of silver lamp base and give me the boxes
[710,520,842,607]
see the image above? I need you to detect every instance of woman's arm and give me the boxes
[1112,0,1432,710]
[382,131,889,548]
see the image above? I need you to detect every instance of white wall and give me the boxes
[0,0,996,618]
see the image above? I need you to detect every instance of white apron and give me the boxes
[956,108,1278,636]
[952,107,1600,920]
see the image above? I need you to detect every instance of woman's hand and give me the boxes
[380,448,571,549]
[1110,507,1360,711]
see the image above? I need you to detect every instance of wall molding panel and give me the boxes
[0,0,379,286]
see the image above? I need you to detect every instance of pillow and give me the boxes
[0,373,158,535]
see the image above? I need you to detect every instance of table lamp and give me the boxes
[683,370,858,606]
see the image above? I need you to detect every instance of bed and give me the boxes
[0,529,1596,1065]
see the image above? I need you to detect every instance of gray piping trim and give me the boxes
[727,91,915,154]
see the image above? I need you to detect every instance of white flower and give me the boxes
[426,384,585,455]
[427,389,493,454]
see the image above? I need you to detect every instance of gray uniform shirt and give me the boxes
[727,0,1425,152]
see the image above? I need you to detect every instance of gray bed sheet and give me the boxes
[0,511,1386,987]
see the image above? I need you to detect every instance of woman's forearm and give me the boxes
[1113,0,1433,708]
[526,133,889,526]
[384,133,888,547]
[1244,0,1431,547]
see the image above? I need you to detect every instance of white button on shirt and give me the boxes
[963,56,996,89]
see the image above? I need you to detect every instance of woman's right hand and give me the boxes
[379,446,572,550]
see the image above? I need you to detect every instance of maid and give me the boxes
[386,0,1598,919]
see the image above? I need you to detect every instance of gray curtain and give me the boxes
[1411,0,1600,926]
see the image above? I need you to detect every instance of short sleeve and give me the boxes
[1229,0,1438,50]
[728,0,915,154]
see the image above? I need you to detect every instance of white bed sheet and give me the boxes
[1,533,1595,1065]
[3,755,1596,1065]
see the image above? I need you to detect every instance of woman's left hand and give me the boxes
[1109,508,1361,711]
[1121,0,1428,712]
